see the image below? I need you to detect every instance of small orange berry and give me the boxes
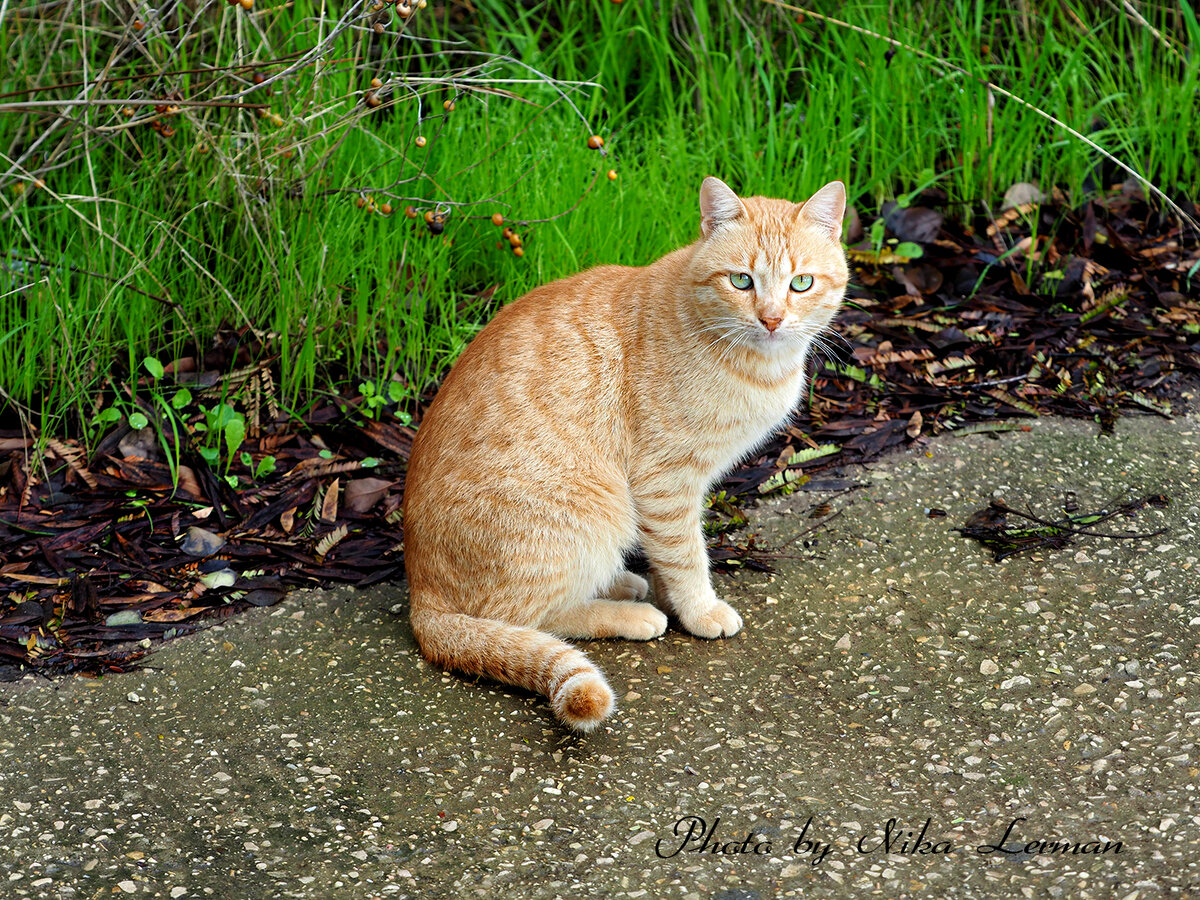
[501,226,513,239]
[33,178,46,190]
[513,246,524,257]
[423,210,434,223]
[491,213,504,227]
[415,135,427,148]
[607,169,618,180]
[496,241,504,250]
[397,3,412,17]
[443,99,455,111]
[123,106,135,117]
[404,205,417,218]
[371,77,383,89]
[252,72,266,85]
[366,200,376,212]
[196,143,209,154]
[161,125,176,138]
[133,19,144,30]
[154,104,168,114]
[270,113,284,126]
[283,148,294,159]
[355,196,366,208]
[373,21,385,33]
[380,202,393,215]
[508,233,522,247]
[239,0,253,9]
[365,93,381,108]
[417,0,427,7]
[587,134,604,149]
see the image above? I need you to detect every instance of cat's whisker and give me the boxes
[809,339,842,374]
[821,328,856,354]
[692,318,749,338]
[700,325,745,356]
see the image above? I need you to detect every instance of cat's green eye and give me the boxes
[790,274,814,293]
[729,272,753,290]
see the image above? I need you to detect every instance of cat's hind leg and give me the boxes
[540,598,667,642]
[597,570,650,602]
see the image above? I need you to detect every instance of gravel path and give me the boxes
[1,412,1198,899]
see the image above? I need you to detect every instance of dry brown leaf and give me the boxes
[142,608,201,623]
[176,465,202,498]
[344,477,395,514]
[46,438,98,488]
[319,478,340,524]
[906,410,924,439]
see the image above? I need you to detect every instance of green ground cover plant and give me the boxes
[1,0,1197,441]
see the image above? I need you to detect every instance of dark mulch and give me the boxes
[2,183,1197,672]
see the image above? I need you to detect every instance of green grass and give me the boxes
[1,0,1197,441]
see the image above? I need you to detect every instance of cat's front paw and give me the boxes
[621,604,669,641]
[679,599,743,639]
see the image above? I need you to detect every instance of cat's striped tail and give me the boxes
[409,606,615,731]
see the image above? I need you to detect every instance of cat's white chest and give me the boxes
[706,369,807,476]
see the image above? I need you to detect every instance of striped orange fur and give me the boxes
[403,177,849,731]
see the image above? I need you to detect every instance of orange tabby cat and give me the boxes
[403,176,848,731]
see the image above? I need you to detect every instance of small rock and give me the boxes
[442,820,459,832]
[1073,684,1097,695]
[980,659,999,676]
[119,426,160,461]
[835,634,851,650]
[170,888,187,899]
[105,610,144,627]
[127,692,142,704]
[182,526,226,557]
[1000,675,1031,690]
[1002,181,1046,209]
[118,882,137,894]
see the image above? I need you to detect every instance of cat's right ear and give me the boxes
[700,176,747,238]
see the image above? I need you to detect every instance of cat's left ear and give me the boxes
[798,181,847,241]
[700,176,748,238]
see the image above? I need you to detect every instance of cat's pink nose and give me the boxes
[759,316,782,333]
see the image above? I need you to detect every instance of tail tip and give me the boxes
[553,672,615,732]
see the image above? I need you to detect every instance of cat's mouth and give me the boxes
[753,324,791,346]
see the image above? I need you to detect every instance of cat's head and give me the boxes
[688,176,849,361]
